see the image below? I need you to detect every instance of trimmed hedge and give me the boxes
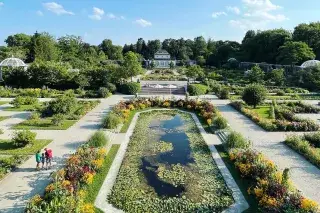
[119,82,141,95]
[187,84,208,96]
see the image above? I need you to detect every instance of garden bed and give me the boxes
[0,139,52,155]
[285,133,320,169]
[108,110,234,212]
[0,155,27,180]
[230,101,320,131]
[13,119,77,130]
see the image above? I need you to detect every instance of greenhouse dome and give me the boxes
[227,58,238,63]
[0,57,27,68]
[301,60,320,68]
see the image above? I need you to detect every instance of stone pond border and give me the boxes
[94,109,249,213]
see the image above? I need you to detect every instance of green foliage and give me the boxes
[247,65,265,83]
[103,113,122,129]
[119,82,141,95]
[12,130,36,147]
[226,131,250,150]
[277,41,315,65]
[157,164,187,187]
[106,83,117,94]
[269,106,275,119]
[186,65,204,80]
[121,51,143,81]
[187,84,208,96]
[46,93,77,116]
[242,84,267,108]
[218,87,230,99]
[88,131,109,147]
[51,114,65,126]
[213,116,228,129]
[98,87,111,98]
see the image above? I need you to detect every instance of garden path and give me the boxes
[210,97,320,203]
[0,95,126,213]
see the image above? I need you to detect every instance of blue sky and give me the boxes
[0,0,320,46]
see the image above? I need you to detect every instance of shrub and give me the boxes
[98,87,111,98]
[24,97,38,105]
[103,113,122,129]
[51,114,65,126]
[88,131,109,147]
[106,83,117,94]
[269,106,275,119]
[226,131,250,149]
[304,132,320,148]
[276,89,286,96]
[242,84,267,108]
[187,84,208,96]
[218,87,230,99]
[45,93,77,116]
[213,116,228,129]
[12,130,36,147]
[119,82,141,95]
[75,88,86,97]
[10,96,25,108]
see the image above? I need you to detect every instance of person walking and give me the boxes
[35,150,41,171]
[41,153,46,169]
[44,148,53,170]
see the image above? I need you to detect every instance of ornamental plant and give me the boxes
[12,130,36,147]
[242,84,267,108]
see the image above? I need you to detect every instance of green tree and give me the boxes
[277,41,315,65]
[31,32,59,62]
[247,65,265,83]
[99,39,123,60]
[169,61,175,69]
[242,84,267,108]
[186,65,204,81]
[267,68,285,86]
[196,56,206,66]
[5,33,31,48]
[122,51,143,82]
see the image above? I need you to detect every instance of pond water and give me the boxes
[141,114,194,197]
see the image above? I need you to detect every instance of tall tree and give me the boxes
[5,33,31,48]
[277,41,315,65]
[30,32,59,62]
[99,39,123,60]
[247,65,265,83]
[121,51,143,81]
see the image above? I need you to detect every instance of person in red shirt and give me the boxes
[44,148,53,170]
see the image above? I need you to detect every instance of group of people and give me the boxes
[35,148,53,170]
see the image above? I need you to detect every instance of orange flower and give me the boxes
[301,198,319,211]
[45,183,55,192]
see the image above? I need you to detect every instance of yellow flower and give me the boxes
[30,194,42,205]
[78,189,86,198]
[80,203,95,213]
[92,158,104,169]
[45,183,55,192]
[301,198,319,211]
[206,119,212,125]
[83,172,94,185]
[254,187,264,198]
[98,148,107,157]
[259,195,278,208]
[128,104,135,111]
[61,180,71,188]
[229,153,236,161]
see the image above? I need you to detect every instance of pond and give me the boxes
[109,110,233,213]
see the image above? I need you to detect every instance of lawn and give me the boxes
[0,116,10,122]
[0,101,9,106]
[251,105,270,119]
[3,104,42,112]
[0,139,52,155]
[215,145,258,213]
[13,119,77,130]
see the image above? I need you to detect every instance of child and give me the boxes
[35,150,41,171]
[41,153,45,169]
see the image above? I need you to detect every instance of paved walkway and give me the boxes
[211,97,320,203]
[0,95,125,213]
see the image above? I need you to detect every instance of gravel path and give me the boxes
[211,98,320,203]
[0,95,125,213]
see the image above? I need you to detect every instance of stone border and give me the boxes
[95,109,249,213]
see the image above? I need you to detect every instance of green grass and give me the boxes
[215,144,259,213]
[0,101,9,106]
[13,119,77,130]
[3,104,41,112]
[251,105,271,119]
[0,139,52,155]
[0,116,9,122]
[84,145,120,204]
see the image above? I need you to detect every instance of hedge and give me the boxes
[119,82,141,95]
[187,84,209,96]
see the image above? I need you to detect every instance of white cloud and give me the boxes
[134,19,152,27]
[106,13,116,19]
[43,2,74,15]
[229,0,288,31]
[0,2,4,6]
[212,11,227,18]
[227,6,240,14]
[89,7,104,20]
[120,16,126,20]
[36,10,44,16]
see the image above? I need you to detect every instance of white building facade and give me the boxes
[154,50,176,68]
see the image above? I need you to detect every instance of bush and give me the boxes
[75,88,86,97]
[218,88,230,99]
[119,82,141,95]
[98,87,111,98]
[213,116,228,129]
[242,84,267,108]
[276,89,286,96]
[24,97,38,105]
[103,113,122,129]
[51,114,65,126]
[269,106,275,119]
[29,112,41,121]
[187,84,208,96]
[226,131,250,149]
[10,96,25,108]
[88,131,109,147]
[12,130,36,147]
[45,93,77,116]
[106,83,117,94]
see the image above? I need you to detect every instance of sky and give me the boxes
[0,0,320,46]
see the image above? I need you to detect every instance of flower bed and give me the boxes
[0,155,26,180]
[228,148,319,212]
[26,138,119,212]
[108,110,234,212]
[230,101,319,131]
[104,97,219,132]
[285,134,320,169]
